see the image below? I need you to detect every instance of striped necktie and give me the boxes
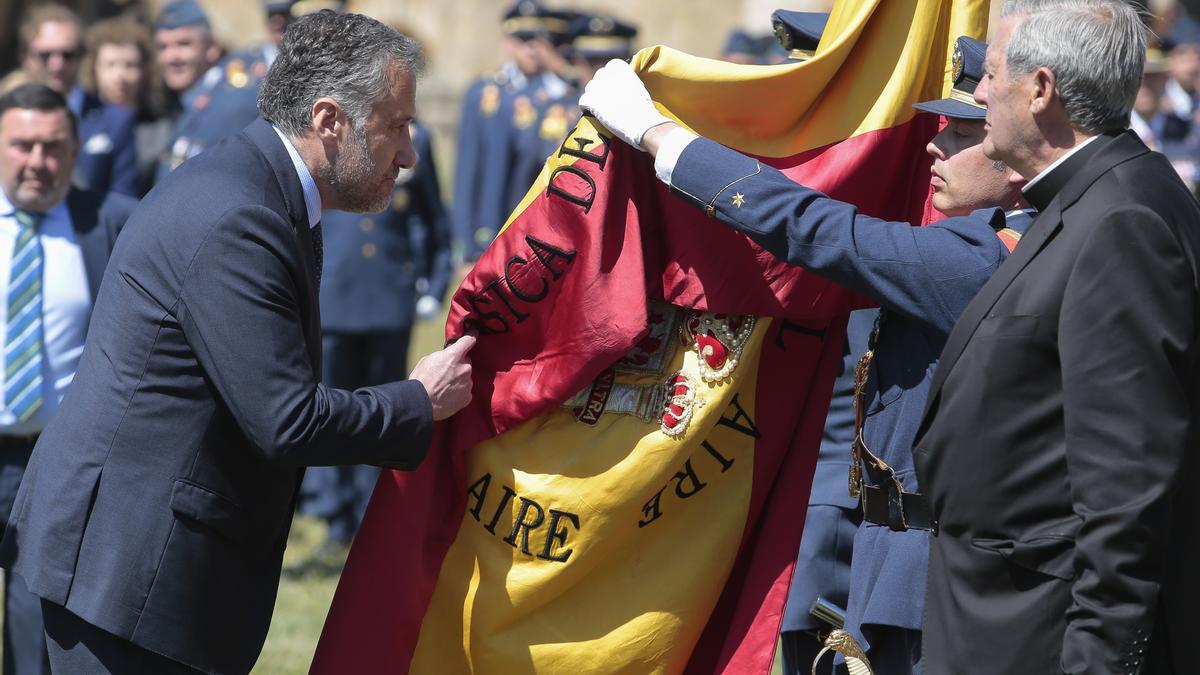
[6,210,44,423]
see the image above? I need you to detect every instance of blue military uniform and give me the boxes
[666,36,1035,675]
[452,0,571,263]
[152,2,269,186]
[67,88,139,197]
[299,121,452,547]
[506,14,638,210]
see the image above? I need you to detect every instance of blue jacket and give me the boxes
[320,122,452,332]
[506,92,581,210]
[153,49,266,186]
[452,66,569,262]
[669,136,1033,650]
[68,88,139,197]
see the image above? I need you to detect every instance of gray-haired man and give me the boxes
[912,1,1200,672]
[0,11,474,673]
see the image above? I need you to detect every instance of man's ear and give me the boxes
[204,42,222,68]
[1029,66,1057,115]
[311,98,342,143]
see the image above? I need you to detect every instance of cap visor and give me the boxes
[912,98,985,120]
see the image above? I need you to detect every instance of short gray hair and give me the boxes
[257,11,425,136]
[1001,0,1146,134]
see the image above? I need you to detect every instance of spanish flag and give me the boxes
[312,1,986,672]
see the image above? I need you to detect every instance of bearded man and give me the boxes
[0,11,475,674]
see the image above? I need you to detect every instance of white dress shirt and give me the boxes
[0,190,92,434]
[272,125,322,229]
[1021,135,1099,195]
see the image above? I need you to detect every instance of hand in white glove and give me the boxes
[578,59,672,151]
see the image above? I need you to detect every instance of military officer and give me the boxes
[506,13,639,211]
[152,0,267,186]
[297,119,453,558]
[581,36,1034,675]
[452,0,571,265]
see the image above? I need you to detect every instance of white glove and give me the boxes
[578,59,672,151]
[415,295,441,321]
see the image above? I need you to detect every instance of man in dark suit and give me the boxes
[19,4,140,198]
[0,83,136,675]
[581,32,1033,675]
[912,1,1200,673]
[0,12,474,674]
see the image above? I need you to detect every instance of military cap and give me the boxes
[913,36,987,120]
[772,10,828,59]
[502,1,572,40]
[156,0,210,31]
[570,14,638,60]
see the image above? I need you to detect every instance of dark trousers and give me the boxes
[300,330,410,543]
[41,601,200,674]
[0,441,49,675]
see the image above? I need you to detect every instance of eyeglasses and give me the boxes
[31,49,81,64]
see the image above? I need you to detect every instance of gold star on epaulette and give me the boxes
[732,192,745,208]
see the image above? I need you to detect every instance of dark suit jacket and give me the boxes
[914,131,1200,674]
[0,118,434,674]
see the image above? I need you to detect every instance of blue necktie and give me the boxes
[6,210,44,423]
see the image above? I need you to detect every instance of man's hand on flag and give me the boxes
[409,335,476,421]
[579,58,672,150]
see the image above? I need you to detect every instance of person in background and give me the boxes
[79,18,170,196]
[505,13,639,210]
[152,0,266,186]
[452,0,570,266]
[721,27,787,65]
[19,4,139,198]
[265,1,298,49]
[1130,47,1171,150]
[0,82,136,675]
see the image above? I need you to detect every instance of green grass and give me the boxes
[253,515,343,674]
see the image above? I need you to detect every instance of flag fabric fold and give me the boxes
[312,1,985,672]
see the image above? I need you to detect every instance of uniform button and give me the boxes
[360,218,374,233]
[362,243,377,258]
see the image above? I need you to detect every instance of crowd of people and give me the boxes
[0,0,1196,673]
